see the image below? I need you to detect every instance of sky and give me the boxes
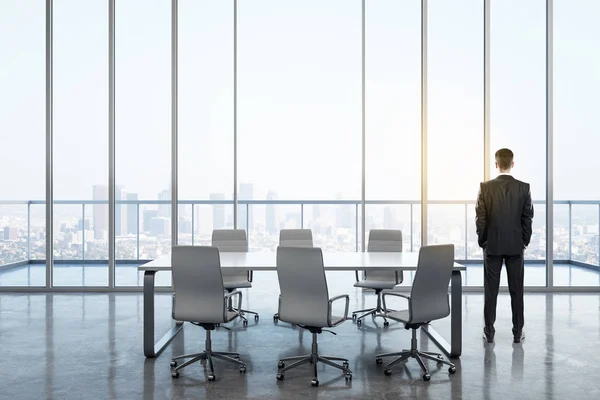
[1,0,599,203]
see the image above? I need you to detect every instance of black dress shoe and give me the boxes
[483,329,495,343]
[513,331,525,344]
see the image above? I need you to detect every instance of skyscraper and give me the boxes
[93,185,108,240]
[158,188,170,218]
[238,183,254,230]
[383,206,397,229]
[115,185,125,236]
[209,193,225,230]
[127,192,139,234]
[266,191,277,234]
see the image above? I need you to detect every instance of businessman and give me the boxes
[476,148,534,344]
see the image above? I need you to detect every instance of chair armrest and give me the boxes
[224,290,243,315]
[248,270,253,283]
[328,294,350,327]
[382,292,409,313]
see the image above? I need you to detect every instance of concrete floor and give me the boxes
[1,275,600,399]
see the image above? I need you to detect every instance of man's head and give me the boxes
[495,148,514,172]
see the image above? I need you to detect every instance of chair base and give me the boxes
[352,290,392,326]
[375,329,456,381]
[170,329,247,380]
[276,332,352,387]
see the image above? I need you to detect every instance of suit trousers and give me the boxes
[483,252,524,336]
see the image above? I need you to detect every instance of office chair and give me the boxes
[275,246,352,387]
[273,229,314,322]
[212,229,258,325]
[352,229,404,326]
[377,244,457,381]
[169,246,247,381]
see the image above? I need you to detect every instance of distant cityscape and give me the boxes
[1,183,599,267]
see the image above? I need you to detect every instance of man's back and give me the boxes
[475,175,534,256]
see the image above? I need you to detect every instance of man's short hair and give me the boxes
[495,148,514,170]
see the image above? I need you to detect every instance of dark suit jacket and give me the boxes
[475,175,534,256]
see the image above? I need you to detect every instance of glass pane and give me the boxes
[116,0,171,286]
[178,0,234,245]
[554,0,600,286]
[53,0,108,286]
[364,0,421,253]
[490,0,546,285]
[0,1,46,286]
[238,0,362,246]
[428,0,483,274]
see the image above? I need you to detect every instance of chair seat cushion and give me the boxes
[223,278,252,289]
[354,280,397,290]
[385,309,410,323]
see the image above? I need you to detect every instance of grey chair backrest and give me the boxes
[409,244,454,324]
[212,229,249,279]
[276,246,329,327]
[279,229,313,248]
[171,246,226,323]
[212,229,248,252]
[364,229,403,283]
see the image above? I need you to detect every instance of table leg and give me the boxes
[422,270,462,358]
[144,270,184,358]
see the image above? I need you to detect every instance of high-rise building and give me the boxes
[210,193,225,230]
[335,193,352,229]
[143,210,159,232]
[78,219,91,231]
[3,227,18,241]
[127,193,139,234]
[238,183,254,230]
[115,185,125,236]
[266,191,277,234]
[158,188,170,218]
[93,185,108,240]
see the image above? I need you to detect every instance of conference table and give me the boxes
[138,251,466,359]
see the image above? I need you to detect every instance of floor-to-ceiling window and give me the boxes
[365,0,421,274]
[238,0,362,251]
[427,0,483,288]
[53,0,109,286]
[554,0,600,287]
[0,1,46,287]
[177,0,234,247]
[115,0,172,286]
[490,0,546,287]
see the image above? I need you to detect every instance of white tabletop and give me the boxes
[138,251,465,272]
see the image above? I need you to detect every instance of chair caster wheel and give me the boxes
[352,313,357,321]
[208,374,216,381]
[345,373,352,381]
[276,372,284,381]
[239,365,247,373]
[255,314,259,322]
[375,357,383,365]
[170,360,177,368]
[273,316,279,323]
[449,366,457,374]
[357,319,362,326]
[383,321,389,327]
[243,320,248,327]
[423,373,431,381]
[342,361,349,369]
[278,361,285,369]
[311,379,319,387]
[171,372,179,378]
[384,369,392,376]
[234,354,241,360]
